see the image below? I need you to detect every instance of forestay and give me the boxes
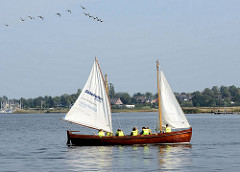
[63,59,112,133]
[159,70,190,129]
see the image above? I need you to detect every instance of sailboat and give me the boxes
[63,58,192,146]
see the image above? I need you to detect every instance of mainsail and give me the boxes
[159,70,190,129]
[63,59,112,133]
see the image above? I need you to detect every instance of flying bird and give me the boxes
[4,24,9,27]
[20,17,25,21]
[38,16,44,20]
[83,12,89,16]
[81,6,86,10]
[67,9,71,13]
[28,16,35,19]
[56,13,61,17]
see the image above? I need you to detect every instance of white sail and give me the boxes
[159,70,190,129]
[63,59,112,133]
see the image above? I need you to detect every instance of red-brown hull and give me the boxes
[67,128,192,146]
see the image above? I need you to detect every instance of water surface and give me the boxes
[0,113,239,171]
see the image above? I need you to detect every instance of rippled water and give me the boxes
[0,113,240,171]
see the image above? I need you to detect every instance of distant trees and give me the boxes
[1,85,240,109]
[0,89,82,110]
[109,83,115,99]
[190,85,240,107]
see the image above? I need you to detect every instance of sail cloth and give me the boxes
[159,70,191,129]
[63,60,112,133]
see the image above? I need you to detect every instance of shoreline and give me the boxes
[8,106,240,114]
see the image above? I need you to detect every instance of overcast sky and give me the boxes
[1,0,240,99]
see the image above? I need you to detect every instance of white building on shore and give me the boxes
[0,101,21,113]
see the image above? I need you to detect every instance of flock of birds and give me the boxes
[3,5,104,27]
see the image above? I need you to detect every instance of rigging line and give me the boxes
[91,128,96,135]
[116,113,122,129]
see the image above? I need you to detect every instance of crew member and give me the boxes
[140,127,150,135]
[146,126,152,135]
[165,124,171,133]
[116,129,124,136]
[106,132,113,136]
[130,126,139,136]
[98,129,105,137]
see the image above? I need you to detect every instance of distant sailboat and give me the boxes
[63,58,192,146]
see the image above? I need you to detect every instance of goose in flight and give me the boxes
[56,13,61,17]
[28,16,35,19]
[67,10,71,13]
[20,17,25,21]
[81,6,86,10]
[38,16,44,20]
[83,12,89,16]
[4,24,9,27]
[96,18,104,22]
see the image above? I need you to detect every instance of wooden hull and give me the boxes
[67,128,192,146]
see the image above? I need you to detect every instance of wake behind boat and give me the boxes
[63,58,192,146]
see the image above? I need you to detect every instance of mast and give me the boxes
[156,60,162,132]
[105,74,109,97]
[104,74,113,133]
[104,73,112,111]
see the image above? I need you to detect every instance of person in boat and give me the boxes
[130,126,139,136]
[140,127,150,135]
[146,126,152,135]
[98,129,105,137]
[165,124,171,133]
[115,129,124,136]
[106,132,113,136]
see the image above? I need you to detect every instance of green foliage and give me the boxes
[1,85,240,110]
[109,83,115,99]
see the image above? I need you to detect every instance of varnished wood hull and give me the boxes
[67,128,192,146]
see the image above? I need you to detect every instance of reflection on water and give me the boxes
[157,144,192,170]
[66,146,113,171]
[66,144,192,171]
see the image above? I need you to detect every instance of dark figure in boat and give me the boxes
[140,126,152,135]
[130,126,139,136]
[146,126,152,134]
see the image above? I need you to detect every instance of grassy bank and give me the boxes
[182,107,240,114]
[13,109,68,114]
[12,106,240,114]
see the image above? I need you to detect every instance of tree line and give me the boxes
[1,85,240,110]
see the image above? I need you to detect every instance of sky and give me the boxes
[1,0,240,99]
